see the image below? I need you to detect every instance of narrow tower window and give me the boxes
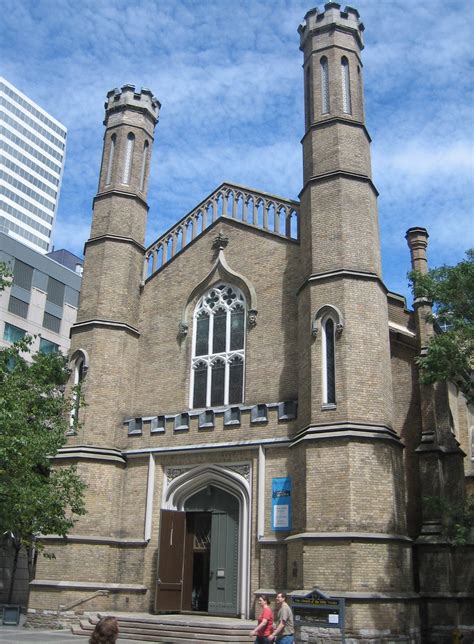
[70,356,86,431]
[322,317,336,405]
[320,57,330,114]
[305,65,313,128]
[341,57,352,114]
[191,284,246,408]
[139,140,149,191]
[122,132,135,185]
[105,134,116,185]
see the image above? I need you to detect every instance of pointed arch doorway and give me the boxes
[155,464,250,618]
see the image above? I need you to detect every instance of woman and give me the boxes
[89,616,119,644]
[251,594,273,644]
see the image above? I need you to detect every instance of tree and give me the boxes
[0,264,86,604]
[409,249,474,404]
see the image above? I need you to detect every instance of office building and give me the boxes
[0,232,81,357]
[0,77,67,254]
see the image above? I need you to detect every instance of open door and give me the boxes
[155,510,186,612]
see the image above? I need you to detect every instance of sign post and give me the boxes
[290,588,345,643]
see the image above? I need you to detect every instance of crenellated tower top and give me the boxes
[298,3,365,50]
[104,84,161,124]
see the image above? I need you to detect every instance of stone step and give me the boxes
[72,614,255,643]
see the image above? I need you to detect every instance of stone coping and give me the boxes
[29,580,147,593]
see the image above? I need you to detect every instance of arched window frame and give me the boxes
[139,140,149,191]
[341,56,352,115]
[312,304,344,408]
[122,132,135,185]
[320,56,330,114]
[105,133,116,185]
[305,64,313,128]
[69,349,89,432]
[190,283,246,409]
[321,315,336,405]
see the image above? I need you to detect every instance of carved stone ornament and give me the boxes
[227,464,251,481]
[248,309,258,328]
[336,323,344,336]
[311,325,318,338]
[178,322,188,338]
[166,467,192,483]
[212,232,229,250]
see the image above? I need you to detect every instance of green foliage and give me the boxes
[409,250,474,403]
[425,495,474,545]
[0,299,86,598]
[0,261,13,291]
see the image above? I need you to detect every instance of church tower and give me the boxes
[294,3,416,632]
[69,85,160,447]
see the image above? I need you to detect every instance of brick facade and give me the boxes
[27,4,473,642]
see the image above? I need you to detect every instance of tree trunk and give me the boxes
[7,540,21,605]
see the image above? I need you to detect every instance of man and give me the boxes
[269,591,295,644]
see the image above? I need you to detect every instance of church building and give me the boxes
[28,4,473,642]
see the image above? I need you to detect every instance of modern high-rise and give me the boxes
[0,77,67,254]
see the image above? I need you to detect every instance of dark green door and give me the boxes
[184,486,239,616]
[208,509,238,615]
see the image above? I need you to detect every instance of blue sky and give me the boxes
[1,0,473,303]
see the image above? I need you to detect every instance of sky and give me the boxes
[1,0,473,303]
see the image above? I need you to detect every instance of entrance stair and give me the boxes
[71,612,256,643]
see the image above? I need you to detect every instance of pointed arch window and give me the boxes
[305,65,313,128]
[105,133,116,185]
[320,56,330,114]
[341,57,352,114]
[122,132,135,184]
[322,317,336,405]
[191,284,246,408]
[69,352,87,431]
[139,140,149,191]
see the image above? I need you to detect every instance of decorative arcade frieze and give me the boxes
[144,182,300,280]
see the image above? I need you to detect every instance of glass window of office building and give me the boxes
[0,77,67,254]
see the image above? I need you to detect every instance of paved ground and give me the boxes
[0,625,150,643]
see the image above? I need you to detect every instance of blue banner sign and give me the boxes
[272,477,292,531]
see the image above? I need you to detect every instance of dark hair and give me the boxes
[277,591,288,601]
[258,594,270,604]
[89,616,119,644]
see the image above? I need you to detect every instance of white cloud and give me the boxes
[0,0,472,303]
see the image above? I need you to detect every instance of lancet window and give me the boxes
[322,317,336,405]
[191,284,246,408]
[122,132,135,184]
[320,56,330,114]
[105,134,116,185]
[70,352,86,430]
[139,140,149,191]
[341,57,352,114]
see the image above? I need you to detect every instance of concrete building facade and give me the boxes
[0,77,67,254]
[0,232,82,357]
[27,4,473,642]
[0,232,82,606]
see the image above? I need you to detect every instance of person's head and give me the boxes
[257,594,270,607]
[89,616,119,644]
[276,591,287,607]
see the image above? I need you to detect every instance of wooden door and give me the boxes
[155,510,186,612]
[208,510,238,615]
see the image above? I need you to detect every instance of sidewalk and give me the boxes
[0,625,145,643]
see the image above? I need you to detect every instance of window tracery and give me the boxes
[191,284,245,408]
